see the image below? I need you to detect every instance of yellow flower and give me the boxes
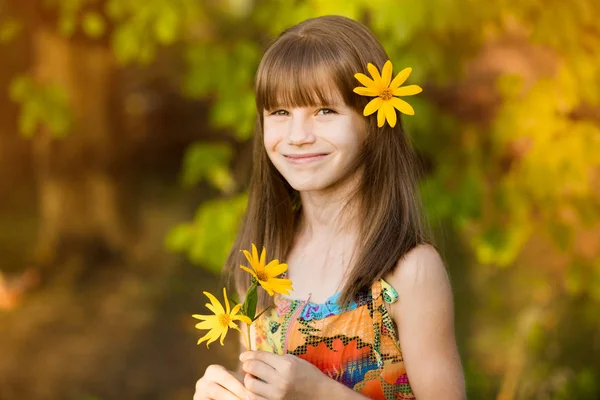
[192,287,251,348]
[353,60,422,128]
[240,243,293,296]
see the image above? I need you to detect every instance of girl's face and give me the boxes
[263,98,366,192]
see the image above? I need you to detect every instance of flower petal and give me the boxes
[203,291,225,315]
[265,260,287,277]
[228,319,241,330]
[251,243,259,265]
[383,101,397,128]
[195,319,217,330]
[258,281,275,296]
[233,314,252,325]
[377,107,385,127]
[354,73,377,89]
[230,324,250,350]
[390,97,415,115]
[242,250,254,269]
[389,67,412,90]
[364,97,383,116]
[230,303,243,315]
[266,278,293,295]
[205,303,219,315]
[219,326,229,346]
[393,85,422,97]
[259,246,266,267]
[197,327,221,347]
[240,266,259,281]
[381,60,393,88]
[367,63,383,85]
[222,287,230,315]
[353,87,379,96]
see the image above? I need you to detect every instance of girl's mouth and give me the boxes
[284,153,329,165]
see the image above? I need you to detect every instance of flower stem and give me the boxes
[246,324,252,351]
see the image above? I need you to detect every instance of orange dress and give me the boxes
[253,279,415,399]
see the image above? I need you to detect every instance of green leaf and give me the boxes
[8,75,33,102]
[9,74,73,138]
[58,15,77,37]
[165,223,193,252]
[19,101,40,138]
[242,284,258,321]
[166,193,248,273]
[181,142,234,190]
[154,5,179,44]
[105,0,127,19]
[82,12,106,38]
[112,26,140,64]
[0,18,22,43]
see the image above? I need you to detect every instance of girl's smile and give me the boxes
[283,152,330,165]
[263,104,365,191]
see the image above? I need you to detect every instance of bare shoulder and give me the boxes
[384,244,465,398]
[384,243,451,295]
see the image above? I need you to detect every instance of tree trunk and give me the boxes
[31,26,137,269]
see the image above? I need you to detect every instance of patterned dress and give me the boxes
[252,279,415,399]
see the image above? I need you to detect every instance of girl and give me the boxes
[194,15,465,400]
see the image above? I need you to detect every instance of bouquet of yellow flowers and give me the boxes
[192,244,293,350]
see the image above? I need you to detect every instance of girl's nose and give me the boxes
[287,114,316,145]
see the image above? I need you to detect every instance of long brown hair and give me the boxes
[225,15,433,307]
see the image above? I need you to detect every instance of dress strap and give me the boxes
[371,278,400,367]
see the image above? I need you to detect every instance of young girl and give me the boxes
[194,15,465,400]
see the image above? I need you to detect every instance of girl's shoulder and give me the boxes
[384,243,445,287]
[383,243,453,337]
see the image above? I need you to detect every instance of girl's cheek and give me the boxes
[263,125,285,152]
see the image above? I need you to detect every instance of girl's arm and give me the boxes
[387,244,466,400]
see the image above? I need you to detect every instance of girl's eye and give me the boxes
[270,109,289,116]
[318,108,337,115]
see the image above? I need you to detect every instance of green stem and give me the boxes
[246,323,252,351]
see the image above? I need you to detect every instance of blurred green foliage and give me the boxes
[5,0,600,397]
[0,16,21,43]
[9,74,72,138]
[180,142,236,193]
[165,193,247,274]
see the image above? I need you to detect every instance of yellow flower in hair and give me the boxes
[240,243,293,296]
[353,60,422,128]
[192,287,251,348]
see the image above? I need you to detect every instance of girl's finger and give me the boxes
[203,365,249,399]
[204,383,243,400]
[240,350,288,370]
[244,373,271,400]
[242,359,277,383]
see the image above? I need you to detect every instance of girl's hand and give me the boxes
[194,364,251,400]
[240,351,329,400]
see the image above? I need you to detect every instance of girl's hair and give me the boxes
[225,15,433,307]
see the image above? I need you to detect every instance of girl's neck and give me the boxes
[297,173,361,239]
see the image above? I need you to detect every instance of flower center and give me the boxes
[219,313,231,327]
[379,88,393,101]
[256,270,269,282]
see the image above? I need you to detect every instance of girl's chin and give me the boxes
[288,179,335,193]
[288,181,326,192]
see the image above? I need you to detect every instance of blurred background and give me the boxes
[0,1,599,399]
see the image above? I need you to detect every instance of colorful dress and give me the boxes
[253,278,415,399]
